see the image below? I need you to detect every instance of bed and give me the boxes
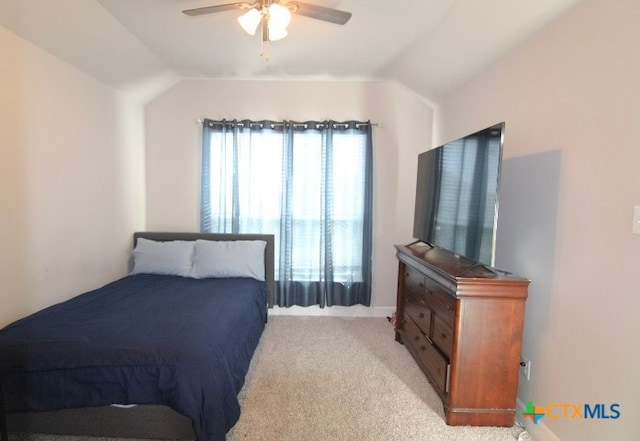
[0,232,275,441]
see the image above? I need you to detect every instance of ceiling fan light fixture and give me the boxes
[268,3,291,28]
[267,23,288,41]
[237,7,261,35]
[181,0,352,58]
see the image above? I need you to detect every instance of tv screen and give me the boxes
[413,122,504,266]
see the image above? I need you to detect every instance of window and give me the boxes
[200,119,373,307]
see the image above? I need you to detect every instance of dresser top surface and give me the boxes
[395,242,529,283]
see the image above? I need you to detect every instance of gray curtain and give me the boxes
[201,119,373,308]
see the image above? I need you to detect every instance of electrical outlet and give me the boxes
[633,206,640,235]
[520,356,531,381]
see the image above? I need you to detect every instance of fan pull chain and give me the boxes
[260,38,271,61]
[259,12,270,61]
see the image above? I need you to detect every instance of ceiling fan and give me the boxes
[183,1,352,45]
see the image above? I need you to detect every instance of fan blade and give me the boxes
[182,2,251,16]
[286,2,352,25]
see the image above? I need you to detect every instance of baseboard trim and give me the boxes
[269,305,395,318]
[515,398,563,441]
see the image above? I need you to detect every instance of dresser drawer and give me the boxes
[404,264,426,294]
[403,316,449,393]
[405,291,432,334]
[431,315,454,359]
[423,278,456,327]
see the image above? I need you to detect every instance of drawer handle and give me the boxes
[418,282,425,288]
[414,335,420,342]
[419,345,426,351]
[418,312,425,319]
[447,304,454,311]
[440,332,447,339]
[426,288,433,296]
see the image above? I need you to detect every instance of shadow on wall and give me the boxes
[495,150,562,340]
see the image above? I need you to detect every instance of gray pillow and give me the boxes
[131,238,194,277]
[192,239,266,281]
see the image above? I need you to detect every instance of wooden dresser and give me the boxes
[395,242,529,426]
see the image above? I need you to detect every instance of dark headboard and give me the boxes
[133,232,275,308]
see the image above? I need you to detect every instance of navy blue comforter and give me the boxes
[0,274,268,441]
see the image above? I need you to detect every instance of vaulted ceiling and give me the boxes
[0,0,583,103]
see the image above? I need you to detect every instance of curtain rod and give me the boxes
[195,118,382,128]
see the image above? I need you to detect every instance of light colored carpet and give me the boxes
[228,316,530,441]
[9,316,533,441]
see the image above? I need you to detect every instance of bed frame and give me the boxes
[1,232,275,441]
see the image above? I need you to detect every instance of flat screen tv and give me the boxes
[413,122,504,267]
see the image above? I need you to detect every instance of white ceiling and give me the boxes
[0,0,583,103]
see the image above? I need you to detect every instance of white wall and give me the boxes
[434,0,640,440]
[0,26,146,326]
[144,79,433,311]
